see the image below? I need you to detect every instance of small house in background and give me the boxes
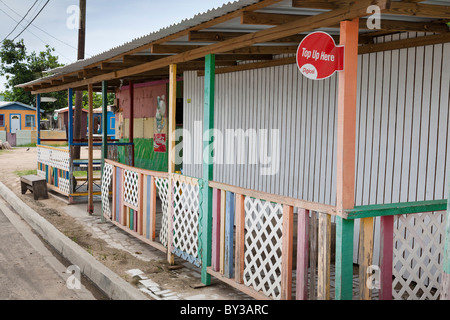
[0,101,40,146]
[55,106,88,138]
[93,105,115,137]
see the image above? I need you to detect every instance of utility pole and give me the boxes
[73,0,86,160]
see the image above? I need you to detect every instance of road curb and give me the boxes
[0,182,149,300]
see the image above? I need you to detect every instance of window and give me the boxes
[0,115,4,127]
[25,115,35,128]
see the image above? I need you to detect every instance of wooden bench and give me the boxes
[20,175,49,200]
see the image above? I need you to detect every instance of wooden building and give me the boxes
[17,0,450,300]
[0,101,39,146]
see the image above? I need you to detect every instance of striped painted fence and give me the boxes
[346,200,448,300]
[37,145,71,195]
[207,181,336,300]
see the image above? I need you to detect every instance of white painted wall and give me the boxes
[182,33,450,264]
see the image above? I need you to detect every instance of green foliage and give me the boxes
[0,39,67,113]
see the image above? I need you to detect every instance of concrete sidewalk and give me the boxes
[0,181,252,300]
[63,200,253,300]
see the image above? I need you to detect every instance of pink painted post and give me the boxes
[379,215,394,300]
[212,188,221,272]
[296,209,310,300]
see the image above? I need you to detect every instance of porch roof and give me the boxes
[17,0,450,94]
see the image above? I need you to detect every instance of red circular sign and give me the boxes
[296,32,344,80]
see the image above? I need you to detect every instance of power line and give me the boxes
[11,0,50,42]
[2,0,38,42]
[0,6,72,63]
[0,0,91,57]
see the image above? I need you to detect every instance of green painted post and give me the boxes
[101,80,108,222]
[200,54,215,285]
[335,217,354,300]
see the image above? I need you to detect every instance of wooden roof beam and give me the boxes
[242,11,449,33]
[152,44,298,55]
[188,30,304,43]
[31,0,389,94]
[292,0,450,19]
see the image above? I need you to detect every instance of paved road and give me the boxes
[0,196,106,300]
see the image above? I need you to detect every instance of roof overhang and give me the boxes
[16,0,450,95]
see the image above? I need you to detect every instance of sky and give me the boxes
[0,0,232,92]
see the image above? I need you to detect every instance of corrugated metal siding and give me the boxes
[183,33,450,208]
[183,33,450,264]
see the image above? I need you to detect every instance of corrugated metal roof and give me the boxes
[17,0,450,88]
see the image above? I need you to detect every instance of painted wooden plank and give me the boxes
[118,168,123,224]
[358,217,374,300]
[335,216,354,300]
[379,215,394,300]
[212,188,221,272]
[224,191,235,279]
[309,211,318,300]
[220,189,226,274]
[296,209,309,300]
[317,212,331,300]
[235,193,245,284]
[138,174,144,235]
[200,54,215,285]
[281,205,294,300]
[150,176,156,241]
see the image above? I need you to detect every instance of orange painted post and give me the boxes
[335,18,359,301]
[166,64,177,265]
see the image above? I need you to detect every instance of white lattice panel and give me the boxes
[37,170,46,179]
[393,212,445,300]
[58,177,71,195]
[101,163,114,219]
[155,177,169,247]
[37,147,70,171]
[123,169,139,208]
[243,197,284,300]
[172,178,201,266]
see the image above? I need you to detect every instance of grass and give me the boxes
[14,169,37,177]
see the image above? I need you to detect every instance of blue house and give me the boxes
[93,105,116,137]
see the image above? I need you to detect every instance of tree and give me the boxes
[0,39,66,113]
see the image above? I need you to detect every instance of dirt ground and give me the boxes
[0,147,197,297]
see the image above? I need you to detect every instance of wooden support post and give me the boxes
[379,215,393,300]
[200,54,215,285]
[166,64,177,265]
[317,212,331,300]
[335,18,359,300]
[101,81,108,222]
[129,81,135,167]
[68,88,73,147]
[281,205,294,300]
[87,84,94,214]
[358,217,374,300]
[296,209,309,300]
[235,193,245,285]
[36,94,41,145]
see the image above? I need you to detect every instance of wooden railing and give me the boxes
[345,199,447,300]
[102,159,169,253]
[208,181,336,300]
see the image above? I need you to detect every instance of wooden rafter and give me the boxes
[242,11,449,33]
[292,0,450,19]
[30,0,389,94]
